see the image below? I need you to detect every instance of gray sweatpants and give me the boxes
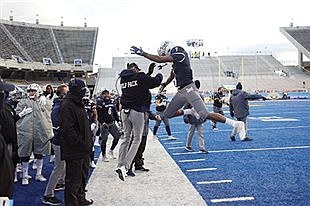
[186,123,205,150]
[44,144,65,197]
[118,109,145,170]
[160,82,209,122]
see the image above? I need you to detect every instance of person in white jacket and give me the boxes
[15,83,52,185]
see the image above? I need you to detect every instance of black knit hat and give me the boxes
[236,82,243,90]
[127,62,140,71]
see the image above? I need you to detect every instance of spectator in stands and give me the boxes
[116,62,163,181]
[229,82,265,141]
[42,84,68,205]
[0,80,15,198]
[130,42,246,141]
[183,80,207,153]
[96,89,121,162]
[15,83,52,185]
[153,93,176,140]
[211,87,225,130]
[59,78,93,205]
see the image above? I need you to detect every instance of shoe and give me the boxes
[126,169,135,177]
[22,177,29,185]
[242,137,253,141]
[185,146,194,152]
[102,155,109,162]
[135,166,150,172]
[79,198,94,205]
[20,174,32,179]
[212,127,219,131]
[230,135,236,141]
[35,174,47,182]
[41,196,62,205]
[54,183,65,191]
[14,176,18,183]
[116,166,127,181]
[108,150,117,159]
[199,149,208,153]
[235,121,246,140]
[168,135,176,140]
[90,161,96,168]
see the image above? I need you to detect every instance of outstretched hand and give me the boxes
[147,63,156,76]
[130,46,144,56]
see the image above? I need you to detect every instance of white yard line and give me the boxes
[179,158,205,163]
[187,168,217,172]
[197,180,232,184]
[211,196,255,203]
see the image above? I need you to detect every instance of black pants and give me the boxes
[132,135,147,168]
[65,156,90,206]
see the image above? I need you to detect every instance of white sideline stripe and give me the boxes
[179,158,205,163]
[187,168,217,172]
[209,145,310,154]
[167,146,186,150]
[211,196,255,203]
[164,141,183,145]
[197,180,232,184]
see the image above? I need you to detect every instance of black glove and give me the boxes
[147,63,156,76]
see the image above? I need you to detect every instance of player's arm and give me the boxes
[130,45,173,63]
[162,70,174,87]
[142,52,173,63]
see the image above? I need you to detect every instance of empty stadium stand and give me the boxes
[94,55,310,94]
[0,19,98,86]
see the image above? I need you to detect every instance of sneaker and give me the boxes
[78,198,94,205]
[41,196,62,205]
[235,121,246,140]
[108,150,117,159]
[20,174,32,179]
[212,127,219,131]
[89,161,96,168]
[242,137,253,141]
[135,166,149,172]
[230,135,236,141]
[116,166,127,181]
[35,174,47,182]
[185,146,195,152]
[126,169,135,177]
[22,177,29,185]
[102,155,109,162]
[199,148,208,153]
[168,135,176,140]
[54,183,65,191]
[14,176,18,183]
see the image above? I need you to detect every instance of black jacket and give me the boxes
[97,99,120,124]
[120,70,162,112]
[59,93,93,160]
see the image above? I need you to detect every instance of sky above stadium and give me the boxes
[0,0,309,69]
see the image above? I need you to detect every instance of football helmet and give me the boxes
[157,41,174,56]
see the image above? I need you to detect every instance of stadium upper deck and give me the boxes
[0,19,98,83]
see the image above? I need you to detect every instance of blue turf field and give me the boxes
[150,99,310,205]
